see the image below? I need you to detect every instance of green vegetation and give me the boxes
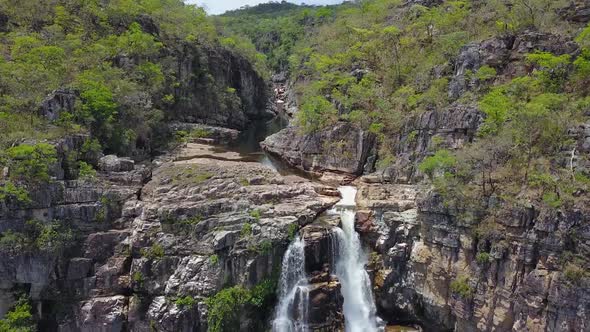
[240,223,253,238]
[0,143,58,204]
[287,223,298,240]
[133,271,144,288]
[475,252,492,265]
[205,278,277,332]
[0,220,73,254]
[174,296,196,309]
[249,209,261,221]
[78,161,97,181]
[450,275,474,299]
[141,243,165,260]
[0,296,35,332]
[0,0,265,163]
[209,254,219,265]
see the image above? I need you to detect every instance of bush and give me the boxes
[142,243,165,260]
[0,220,73,254]
[418,149,457,180]
[78,161,97,180]
[450,276,474,299]
[0,296,35,332]
[0,181,31,204]
[205,279,277,332]
[209,254,219,265]
[133,271,144,286]
[6,143,57,183]
[206,286,251,332]
[287,223,298,240]
[175,296,196,309]
[249,209,261,221]
[564,263,586,283]
[240,223,252,238]
[476,252,491,264]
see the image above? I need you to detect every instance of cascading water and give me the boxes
[330,186,382,332]
[272,236,310,332]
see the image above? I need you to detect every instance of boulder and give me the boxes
[98,155,135,172]
[39,88,77,121]
[262,122,376,176]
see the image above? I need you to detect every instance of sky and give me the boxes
[188,0,344,15]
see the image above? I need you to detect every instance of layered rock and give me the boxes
[381,104,484,183]
[449,30,579,99]
[262,122,376,177]
[168,44,272,129]
[0,133,341,331]
[354,179,590,332]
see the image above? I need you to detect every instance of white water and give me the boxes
[272,236,310,332]
[331,186,382,332]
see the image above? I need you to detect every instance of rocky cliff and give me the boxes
[0,135,340,331]
[355,180,590,332]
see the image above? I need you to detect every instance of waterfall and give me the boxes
[331,186,382,332]
[272,236,310,332]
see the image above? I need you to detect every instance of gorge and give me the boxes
[1,1,590,332]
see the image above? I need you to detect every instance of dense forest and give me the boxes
[1,0,589,331]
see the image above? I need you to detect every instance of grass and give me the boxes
[161,165,215,186]
[249,209,261,221]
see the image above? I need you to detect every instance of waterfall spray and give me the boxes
[331,186,382,332]
[272,236,310,332]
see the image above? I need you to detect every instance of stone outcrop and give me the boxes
[0,132,340,331]
[39,89,77,121]
[381,104,484,183]
[262,122,376,176]
[167,44,273,129]
[449,30,579,99]
[354,179,590,331]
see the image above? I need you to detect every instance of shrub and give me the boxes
[418,149,457,180]
[206,286,251,332]
[133,271,144,286]
[78,161,97,181]
[142,244,165,260]
[175,296,196,309]
[240,223,252,238]
[209,254,219,265]
[258,240,273,254]
[564,263,586,283]
[287,224,298,240]
[249,209,261,221]
[7,143,57,183]
[476,65,497,81]
[476,252,491,264]
[0,296,35,332]
[205,279,277,332]
[450,276,474,299]
[0,181,31,204]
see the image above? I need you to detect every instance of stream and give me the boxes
[199,113,410,331]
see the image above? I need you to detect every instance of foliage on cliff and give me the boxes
[0,0,264,156]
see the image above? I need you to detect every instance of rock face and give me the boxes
[449,31,579,100]
[0,133,340,331]
[168,44,272,129]
[39,89,77,121]
[262,122,376,176]
[382,104,484,183]
[355,180,590,332]
[301,215,344,330]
